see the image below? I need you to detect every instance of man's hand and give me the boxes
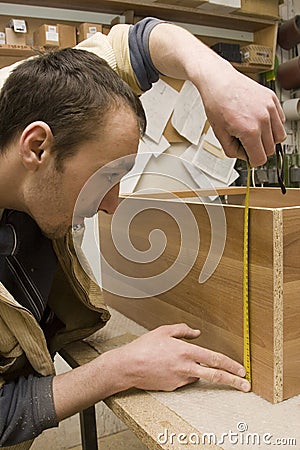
[149,23,286,167]
[53,323,250,422]
[194,66,286,167]
[118,323,250,392]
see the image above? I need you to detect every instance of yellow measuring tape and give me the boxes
[243,162,251,383]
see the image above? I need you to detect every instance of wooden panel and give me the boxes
[104,189,300,403]
[0,0,275,31]
[0,44,38,56]
[126,187,300,208]
[99,197,280,402]
[283,209,300,400]
[223,187,300,208]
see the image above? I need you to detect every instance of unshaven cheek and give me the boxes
[23,170,74,238]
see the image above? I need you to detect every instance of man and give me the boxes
[0,18,285,447]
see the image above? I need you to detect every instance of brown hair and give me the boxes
[0,48,146,169]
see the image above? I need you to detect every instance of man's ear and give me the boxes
[19,121,53,171]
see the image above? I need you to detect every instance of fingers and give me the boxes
[239,134,266,167]
[261,116,277,158]
[212,94,286,167]
[272,91,286,124]
[269,102,287,144]
[187,346,250,392]
[193,365,251,392]
[157,325,250,392]
[136,324,250,393]
[213,129,248,161]
[217,120,285,168]
[239,89,286,166]
[191,345,245,377]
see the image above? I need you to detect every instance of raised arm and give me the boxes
[148,22,286,167]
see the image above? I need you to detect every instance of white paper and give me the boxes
[181,145,239,200]
[46,31,59,42]
[172,80,207,145]
[192,148,236,184]
[120,151,152,194]
[191,127,236,184]
[198,0,241,12]
[203,126,223,154]
[140,79,178,144]
[11,19,27,33]
[139,134,170,158]
[46,26,59,42]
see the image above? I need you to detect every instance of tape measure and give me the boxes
[243,162,251,383]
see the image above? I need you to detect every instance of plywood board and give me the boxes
[99,188,300,402]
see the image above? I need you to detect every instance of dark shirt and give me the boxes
[0,210,58,446]
[129,17,161,91]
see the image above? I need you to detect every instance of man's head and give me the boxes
[0,48,146,237]
[0,47,146,169]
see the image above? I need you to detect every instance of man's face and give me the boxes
[23,106,140,239]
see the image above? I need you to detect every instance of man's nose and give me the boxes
[98,184,120,215]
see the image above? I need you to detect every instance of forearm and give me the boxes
[53,347,132,421]
[148,23,233,91]
[148,22,286,166]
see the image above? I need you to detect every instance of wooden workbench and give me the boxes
[60,309,300,450]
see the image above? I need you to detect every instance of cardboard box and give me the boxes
[241,44,273,65]
[58,24,76,48]
[198,0,241,13]
[77,23,103,43]
[34,24,59,48]
[5,28,27,45]
[237,0,280,18]
[99,187,300,403]
[34,24,76,48]
[154,0,207,7]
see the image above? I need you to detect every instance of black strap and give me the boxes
[276,143,287,195]
[0,225,16,256]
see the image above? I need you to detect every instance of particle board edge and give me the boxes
[273,209,284,403]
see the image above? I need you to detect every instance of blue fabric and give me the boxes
[129,17,163,91]
[0,375,57,446]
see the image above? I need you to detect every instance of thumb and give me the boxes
[212,128,248,160]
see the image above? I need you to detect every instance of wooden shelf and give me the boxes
[0,0,277,32]
[0,1,279,75]
[0,45,272,74]
[232,62,273,73]
[0,44,38,56]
